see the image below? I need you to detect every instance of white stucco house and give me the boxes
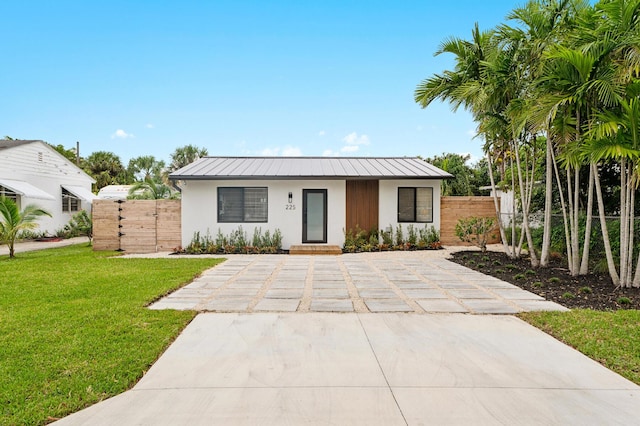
[170,157,452,250]
[0,139,97,235]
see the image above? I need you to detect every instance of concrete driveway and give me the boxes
[149,252,567,314]
[55,313,640,425]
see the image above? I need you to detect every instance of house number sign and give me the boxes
[285,204,296,210]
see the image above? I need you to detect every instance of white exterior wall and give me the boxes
[378,179,441,234]
[181,180,346,249]
[0,142,95,234]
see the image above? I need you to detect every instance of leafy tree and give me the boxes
[0,197,52,258]
[167,145,208,172]
[425,153,479,196]
[49,143,79,164]
[83,151,132,190]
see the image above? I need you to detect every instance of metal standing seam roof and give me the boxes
[170,157,453,180]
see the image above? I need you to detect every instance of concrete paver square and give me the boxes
[357,289,398,299]
[65,387,404,426]
[312,288,349,299]
[137,313,383,388]
[359,314,638,390]
[364,299,413,312]
[228,281,265,289]
[416,299,468,313]
[514,300,570,312]
[312,280,348,289]
[448,289,495,299]
[491,288,545,300]
[264,289,304,299]
[254,299,300,312]
[203,299,251,311]
[401,289,448,299]
[270,280,305,289]
[462,299,521,314]
[437,281,478,289]
[310,299,354,312]
[216,288,259,298]
[393,387,640,425]
[392,281,436,289]
[352,281,389,289]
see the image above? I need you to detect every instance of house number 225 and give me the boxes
[285,204,296,210]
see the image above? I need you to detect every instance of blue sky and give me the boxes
[2,1,521,165]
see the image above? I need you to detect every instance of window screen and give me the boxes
[218,187,267,223]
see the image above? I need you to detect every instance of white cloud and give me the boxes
[340,145,360,153]
[318,130,326,136]
[111,129,134,139]
[259,146,302,156]
[342,132,370,146]
[146,124,154,129]
[282,146,302,156]
[322,149,338,157]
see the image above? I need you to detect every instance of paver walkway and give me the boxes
[150,252,567,314]
[55,313,640,425]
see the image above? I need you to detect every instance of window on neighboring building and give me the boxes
[0,185,18,203]
[218,187,268,223]
[62,188,80,212]
[398,187,433,222]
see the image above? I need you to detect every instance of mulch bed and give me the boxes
[449,250,640,311]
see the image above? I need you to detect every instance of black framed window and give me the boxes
[398,187,433,222]
[62,188,80,212]
[218,187,268,223]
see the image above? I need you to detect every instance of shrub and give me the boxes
[548,277,561,283]
[579,286,593,294]
[533,281,544,288]
[57,210,93,241]
[514,273,525,280]
[455,216,496,252]
[562,292,575,299]
[182,227,282,254]
[617,297,632,305]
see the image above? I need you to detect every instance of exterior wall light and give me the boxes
[288,192,293,203]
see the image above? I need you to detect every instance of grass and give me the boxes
[520,310,640,385]
[0,244,222,426]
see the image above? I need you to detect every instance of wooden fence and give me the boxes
[93,199,181,253]
[440,196,501,246]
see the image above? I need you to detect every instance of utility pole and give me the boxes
[76,141,80,165]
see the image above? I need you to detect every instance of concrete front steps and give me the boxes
[289,245,342,255]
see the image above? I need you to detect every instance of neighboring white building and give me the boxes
[0,140,97,235]
[170,157,452,250]
[97,185,135,200]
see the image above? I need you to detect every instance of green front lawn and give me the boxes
[520,310,640,385]
[0,244,222,426]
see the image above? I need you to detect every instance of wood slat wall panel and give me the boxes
[345,180,379,233]
[440,196,501,246]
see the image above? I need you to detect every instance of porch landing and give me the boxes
[289,245,342,255]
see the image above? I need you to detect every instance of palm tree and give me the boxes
[127,178,177,200]
[167,145,208,172]
[0,197,52,258]
[128,155,166,182]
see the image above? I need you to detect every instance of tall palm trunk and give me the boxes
[541,136,553,267]
[513,138,539,267]
[487,151,513,258]
[593,162,620,285]
[579,166,594,274]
